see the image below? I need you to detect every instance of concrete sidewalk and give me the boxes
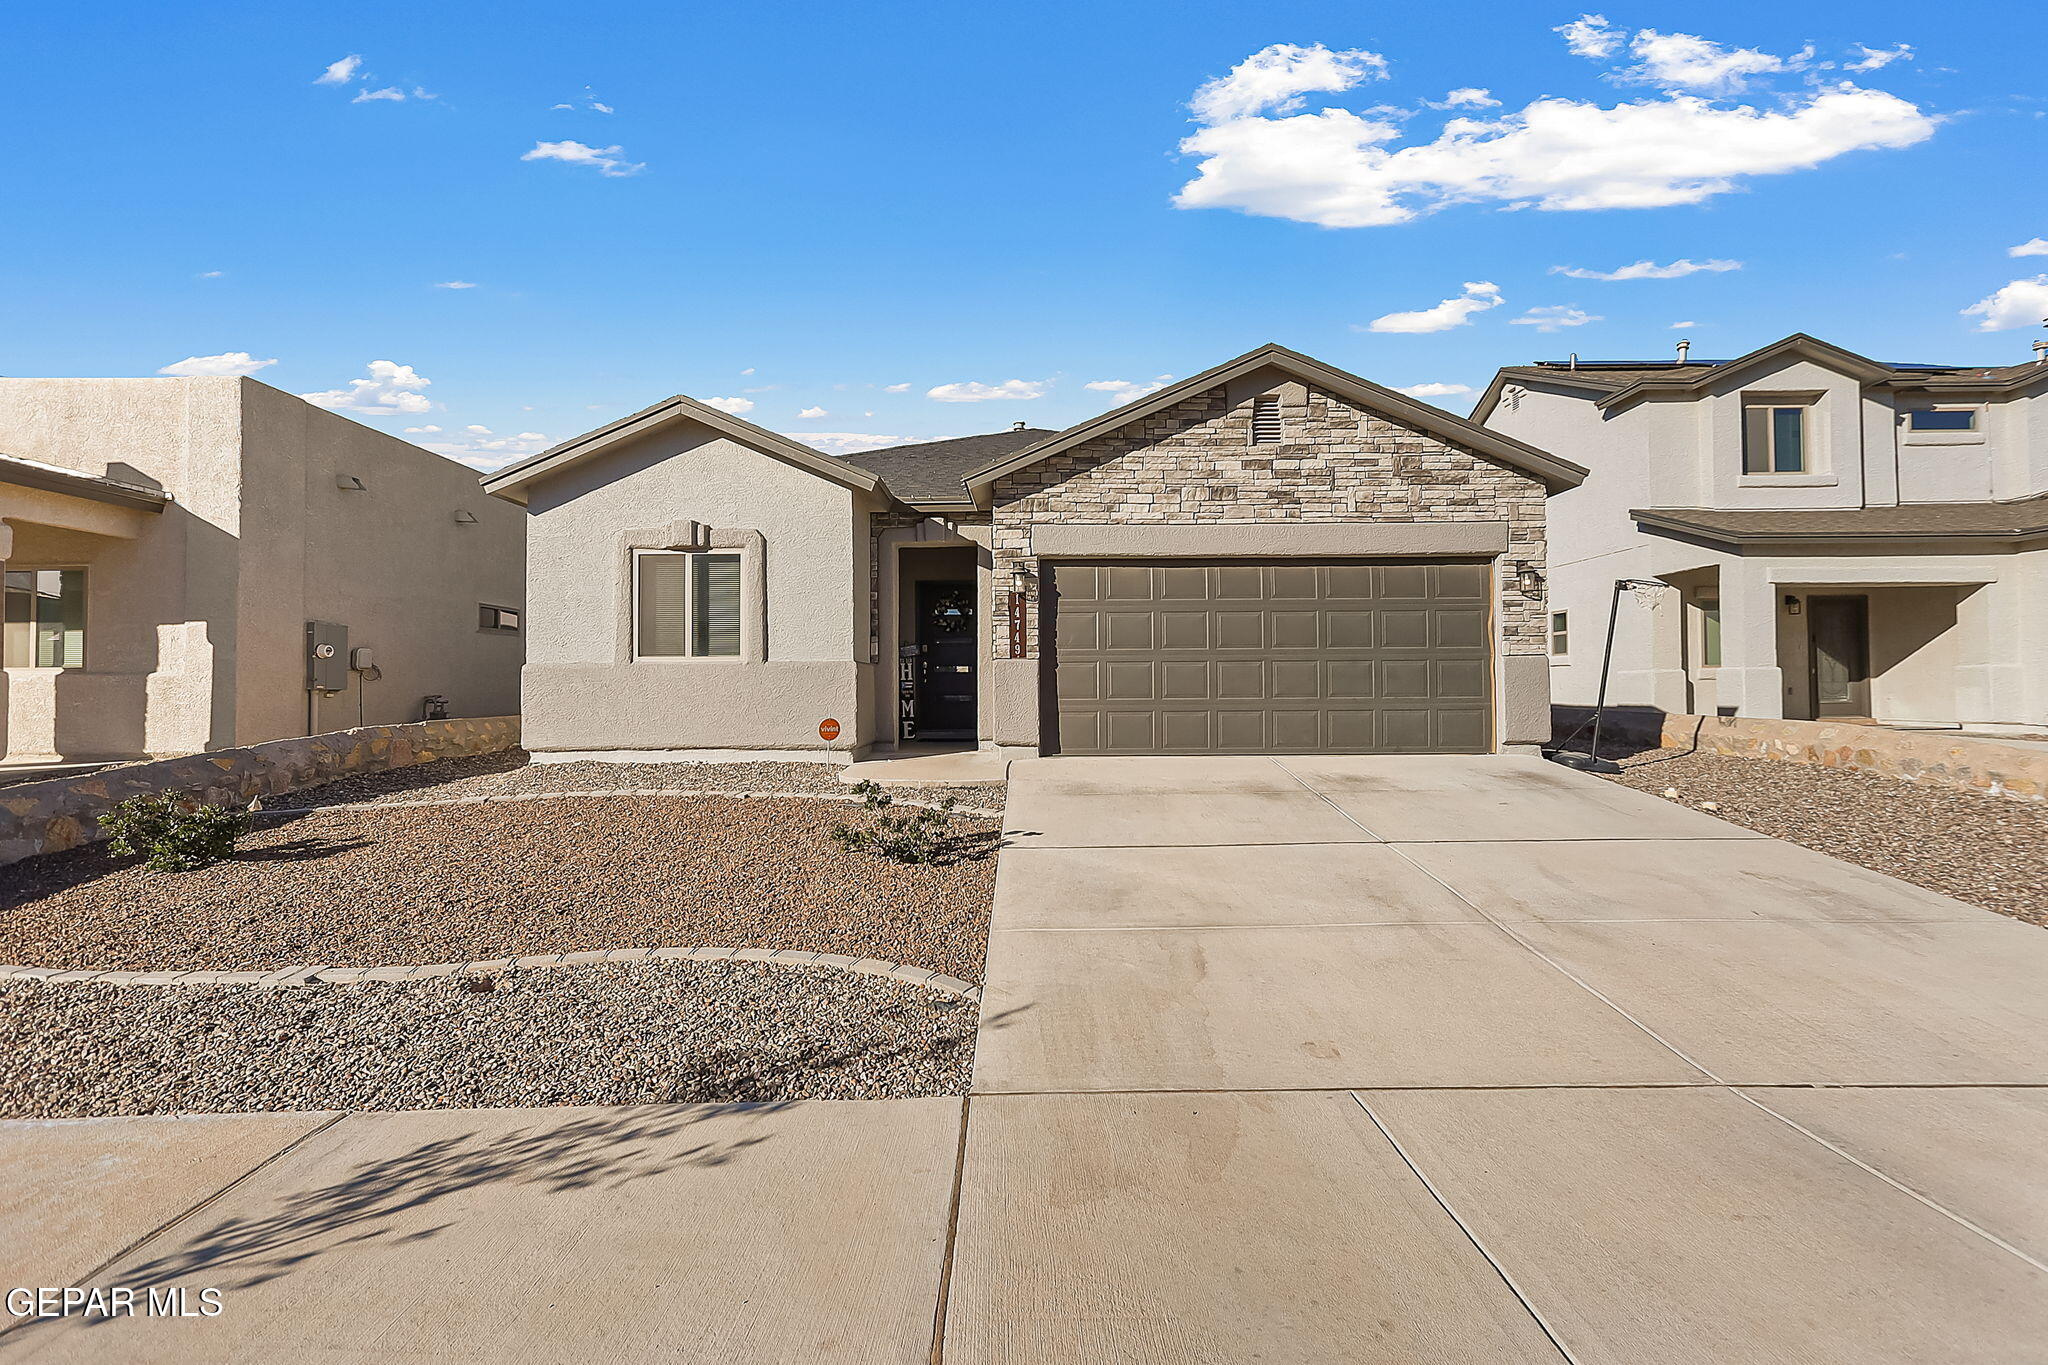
[4,755,2043,1362]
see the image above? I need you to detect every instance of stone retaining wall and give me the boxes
[0,716,520,866]
[1554,706,2045,802]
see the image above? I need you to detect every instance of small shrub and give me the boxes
[831,780,961,865]
[96,792,251,873]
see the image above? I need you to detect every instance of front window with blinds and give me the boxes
[3,568,86,668]
[634,550,741,659]
[1249,394,1283,444]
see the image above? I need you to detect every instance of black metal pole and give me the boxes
[1588,577,1627,763]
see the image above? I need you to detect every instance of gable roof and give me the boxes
[1474,333,2048,421]
[962,343,1587,507]
[836,429,1055,505]
[481,393,884,505]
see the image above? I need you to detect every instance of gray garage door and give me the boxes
[1049,560,1493,755]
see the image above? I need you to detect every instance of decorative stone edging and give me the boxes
[0,946,983,1003]
[258,789,1007,820]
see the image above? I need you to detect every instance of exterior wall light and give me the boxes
[453,510,479,525]
[1515,565,1545,597]
[1784,595,1802,616]
[335,474,366,491]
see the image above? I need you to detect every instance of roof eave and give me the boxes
[1632,510,2048,548]
[0,460,172,512]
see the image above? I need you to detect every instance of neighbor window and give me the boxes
[634,550,741,658]
[1908,408,1978,432]
[478,604,521,633]
[1699,598,1722,668]
[1250,394,1283,445]
[1742,403,1807,474]
[1550,611,1569,658]
[3,568,86,668]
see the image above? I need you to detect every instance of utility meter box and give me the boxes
[305,620,349,693]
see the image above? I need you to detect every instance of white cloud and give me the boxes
[1552,257,1742,280]
[927,379,1050,402]
[883,382,912,393]
[1176,27,1936,229]
[1556,15,1622,60]
[1845,43,1914,73]
[1961,276,2048,331]
[797,405,828,419]
[1619,30,1807,95]
[298,360,433,415]
[157,351,277,378]
[2008,238,2048,258]
[740,367,756,375]
[1670,320,1697,329]
[1511,305,1603,332]
[1190,43,1388,123]
[403,424,443,433]
[1366,281,1503,334]
[552,87,614,114]
[1084,375,1175,405]
[433,280,477,289]
[352,86,406,103]
[418,427,551,471]
[197,270,224,279]
[1395,382,1474,399]
[315,54,362,85]
[1429,88,1500,110]
[792,432,905,454]
[700,396,755,415]
[521,140,644,177]
[412,87,438,100]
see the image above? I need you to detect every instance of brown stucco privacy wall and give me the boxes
[985,377,1551,747]
[1556,706,2048,802]
[0,715,519,866]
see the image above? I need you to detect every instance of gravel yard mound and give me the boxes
[282,750,1004,813]
[0,796,997,980]
[1603,749,2048,927]
[0,960,974,1118]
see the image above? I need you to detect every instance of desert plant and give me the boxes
[831,780,961,865]
[96,792,251,873]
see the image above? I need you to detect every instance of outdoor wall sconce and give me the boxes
[1784,595,1803,616]
[335,474,366,491]
[1515,564,1545,597]
[452,509,479,525]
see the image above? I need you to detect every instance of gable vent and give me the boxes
[1250,394,1283,445]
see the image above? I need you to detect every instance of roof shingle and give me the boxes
[836,429,1056,504]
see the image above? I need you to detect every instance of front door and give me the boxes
[915,580,977,739]
[1809,595,1871,718]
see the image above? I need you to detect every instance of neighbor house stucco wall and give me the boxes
[987,374,1552,749]
[0,376,526,761]
[518,423,870,753]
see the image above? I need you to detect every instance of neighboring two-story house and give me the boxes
[0,376,526,768]
[1474,334,2048,734]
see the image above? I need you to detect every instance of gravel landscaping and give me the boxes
[0,794,999,981]
[277,749,1005,813]
[0,959,975,1118]
[1602,748,2048,927]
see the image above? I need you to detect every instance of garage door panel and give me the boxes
[1052,559,1493,756]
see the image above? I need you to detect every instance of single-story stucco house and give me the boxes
[481,344,1586,760]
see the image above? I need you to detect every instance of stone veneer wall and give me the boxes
[866,508,928,662]
[988,383,1549,658]
[1556,706,2046,802]
[0,715,520,866]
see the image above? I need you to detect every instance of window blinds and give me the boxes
[692,553,742,657]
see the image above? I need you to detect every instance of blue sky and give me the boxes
[5,1,2045,468]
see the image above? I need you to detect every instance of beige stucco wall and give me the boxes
[518,422,870,754]
[0,376,525,761]
[987,371,1552,750]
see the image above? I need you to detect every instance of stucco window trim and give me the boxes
[615,520,767,665]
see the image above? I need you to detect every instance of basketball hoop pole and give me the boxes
[1549,577,1665,774]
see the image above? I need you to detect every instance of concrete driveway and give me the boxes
[953,754,2048,1362]
[5,754,2044,1363]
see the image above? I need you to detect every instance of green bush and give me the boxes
[831,780,961,865]
[96,792,251,873]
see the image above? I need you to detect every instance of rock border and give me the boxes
[260,788,1006,819]
[0,946,983,1002]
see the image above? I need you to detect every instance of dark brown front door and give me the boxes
[1808,595,1871,718]
[1047,559,1493,755]
[915,580,977,739]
